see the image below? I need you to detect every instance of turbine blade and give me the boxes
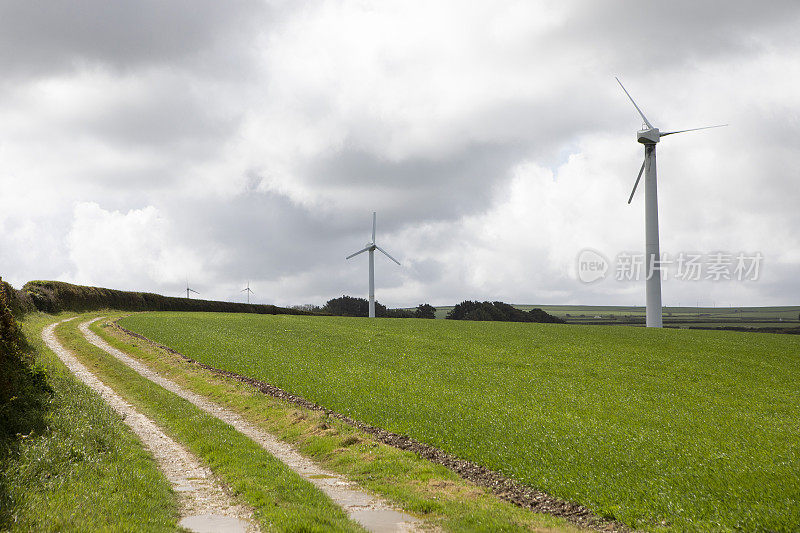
[628,159,646,204]
[372,212,376,243]
[659,124,728,137]
[346,245,371,260]
[376,245,401,265]
[615,77,653,129]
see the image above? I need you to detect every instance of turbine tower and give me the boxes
[346,212,401,318]
[241,281,254,304]
[616,77,726,328]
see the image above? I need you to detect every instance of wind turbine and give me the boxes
[185,280,199,299]
[241,281,254,304]
[616,77,726,328]
[346,212,401,318]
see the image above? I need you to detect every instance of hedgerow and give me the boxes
[22,280,308,316]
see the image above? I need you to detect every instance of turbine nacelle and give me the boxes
[637,127,660,145]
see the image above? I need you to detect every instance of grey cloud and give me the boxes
[558,1,800,72]
[157,189,421,305]
[0,0,269,78]
[82,79,241,152]
[298,143,525,221]
[168,191,355,278]
[409,258,446,286]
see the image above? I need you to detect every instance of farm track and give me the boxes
[81,318,421,533]
[42,318,257,533]
[115,320,626,533]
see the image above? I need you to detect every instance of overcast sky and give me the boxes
[2,1,799,308]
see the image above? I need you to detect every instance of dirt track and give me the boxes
[42,319,256,533]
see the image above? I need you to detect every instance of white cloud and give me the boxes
[66,202,204,293]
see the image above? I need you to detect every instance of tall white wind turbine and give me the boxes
[241,281,254,304]
[616,77,726,328]
[346,212,401,318]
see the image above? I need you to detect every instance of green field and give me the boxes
[120,312,800,531]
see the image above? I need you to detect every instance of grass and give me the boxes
[92,314,579,532]
[53,315,364,532]
[120,311,800,532]
[2,313,180,532]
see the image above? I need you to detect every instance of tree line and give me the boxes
[313,296,435,318]
[446,300,564,323]
[317,296,562,323]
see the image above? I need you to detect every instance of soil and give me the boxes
[115,320,629,532]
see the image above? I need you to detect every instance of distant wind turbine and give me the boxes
[241,281,254,304]
[346,212,401,318]
[185,279,199,299]
[616,77,726,328]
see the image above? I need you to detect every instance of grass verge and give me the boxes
[91,313,580,532]
[54,314,364,532]
[120,311,800,532]
[2,313,180,532]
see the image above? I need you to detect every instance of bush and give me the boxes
[322,295,387,317]
[527,307,565,323]
[1,278,51,489]
[2,283,35,317]
[385,308,415,319]
[446,301,565,323]
[415,304,436,319]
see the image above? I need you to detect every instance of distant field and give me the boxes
[428,304,800,328]
[120,312,800,531]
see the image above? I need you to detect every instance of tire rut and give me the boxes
[42,318,257,533]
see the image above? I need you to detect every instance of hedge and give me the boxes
[21,280,309,316]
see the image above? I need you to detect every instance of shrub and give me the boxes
[322,295,386,317]
[0,278,51,478]
[446,300,564,323]
[385,308,415,318]
[414,304,436,319]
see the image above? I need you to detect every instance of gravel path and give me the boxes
[43,318,257,533]
[80,318,421,533]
